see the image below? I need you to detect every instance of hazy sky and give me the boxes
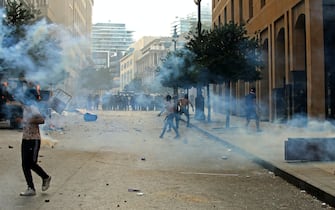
[92,0,211,40]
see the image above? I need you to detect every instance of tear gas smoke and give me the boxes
[0,9,88,89]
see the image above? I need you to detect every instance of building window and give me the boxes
[224,7,227,24]
[260,0,266,8]
[239,0,243,22]
[231,0,235,23]
[249,0,254,19]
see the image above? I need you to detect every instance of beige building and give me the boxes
[212,0,335,122]
[120,37,176,93]
[120,37,157,91]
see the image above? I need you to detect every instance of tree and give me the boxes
[157,49,200,94]
[2,0,41,46]
[186,22,263,127]
[79,66,114,91]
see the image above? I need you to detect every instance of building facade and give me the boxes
[212,0,335,122]
[170,3,212,36]
[136,37,173,92]
[91,22,134,68]
[120,36,157,91]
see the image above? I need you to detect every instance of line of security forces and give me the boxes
[98,92,165,112]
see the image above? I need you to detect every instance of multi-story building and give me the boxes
[136,37,173,93]
[120,36,157,92]
[91,22,134,68]
[170,3,212,36]
[120,37,173,94]
[91,22,134,93]
[212,0,335,122]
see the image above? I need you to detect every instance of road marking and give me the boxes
[180,172,239,176]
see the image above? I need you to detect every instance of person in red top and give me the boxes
[19,88,51,196]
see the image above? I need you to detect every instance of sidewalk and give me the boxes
[189,111,335,208]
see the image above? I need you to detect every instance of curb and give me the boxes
[190,122,335,208]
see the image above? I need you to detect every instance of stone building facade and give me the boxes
[212,0,335,122]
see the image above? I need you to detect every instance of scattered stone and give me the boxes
[221,156,228,160]
[117,204,120,207]
[321,203,327,208]
[141,157,146,161]
[45,199,50,203]
[106,183,109,186]
[136,192,144,196]
[128,188,140,192]
[8,145,13,149]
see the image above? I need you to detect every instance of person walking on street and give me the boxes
[19,88,51,196]
[177,94,194,128]
[245,87,261,132]
[158,95,180,139]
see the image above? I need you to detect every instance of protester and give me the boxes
[245,87,261,132]
[177,94,194,128]
[158,94,180,139]
[19,88,51,196]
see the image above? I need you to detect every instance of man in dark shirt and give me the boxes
[245,87,261,132]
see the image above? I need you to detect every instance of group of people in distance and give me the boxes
[158,94,193,139]
[158,87,261,139]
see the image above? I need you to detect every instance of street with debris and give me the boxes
[0,110,332,209]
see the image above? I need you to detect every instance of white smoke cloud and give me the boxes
[0,9,88,89]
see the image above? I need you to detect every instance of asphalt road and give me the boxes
[0,111,332,210]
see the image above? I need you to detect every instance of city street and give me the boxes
[0,110,331,210]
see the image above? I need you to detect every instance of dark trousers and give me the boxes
[246,110,260,130]
[21,139,49,190]
[178,107,190,127]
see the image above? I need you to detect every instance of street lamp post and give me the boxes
[194,0,201,34]
[194,0,205,120]
[172,25,179,97]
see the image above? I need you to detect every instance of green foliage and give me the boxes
[4,0,39,26]
[158,49,200,90]
[185,22,262,84]
[3,0,41,39]
[0,0,69,86]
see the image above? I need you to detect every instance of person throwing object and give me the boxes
[158,95,180,139]
[19,88,51,196]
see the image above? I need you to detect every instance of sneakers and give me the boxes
[20,187,36,196]
[42,176,51,191]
